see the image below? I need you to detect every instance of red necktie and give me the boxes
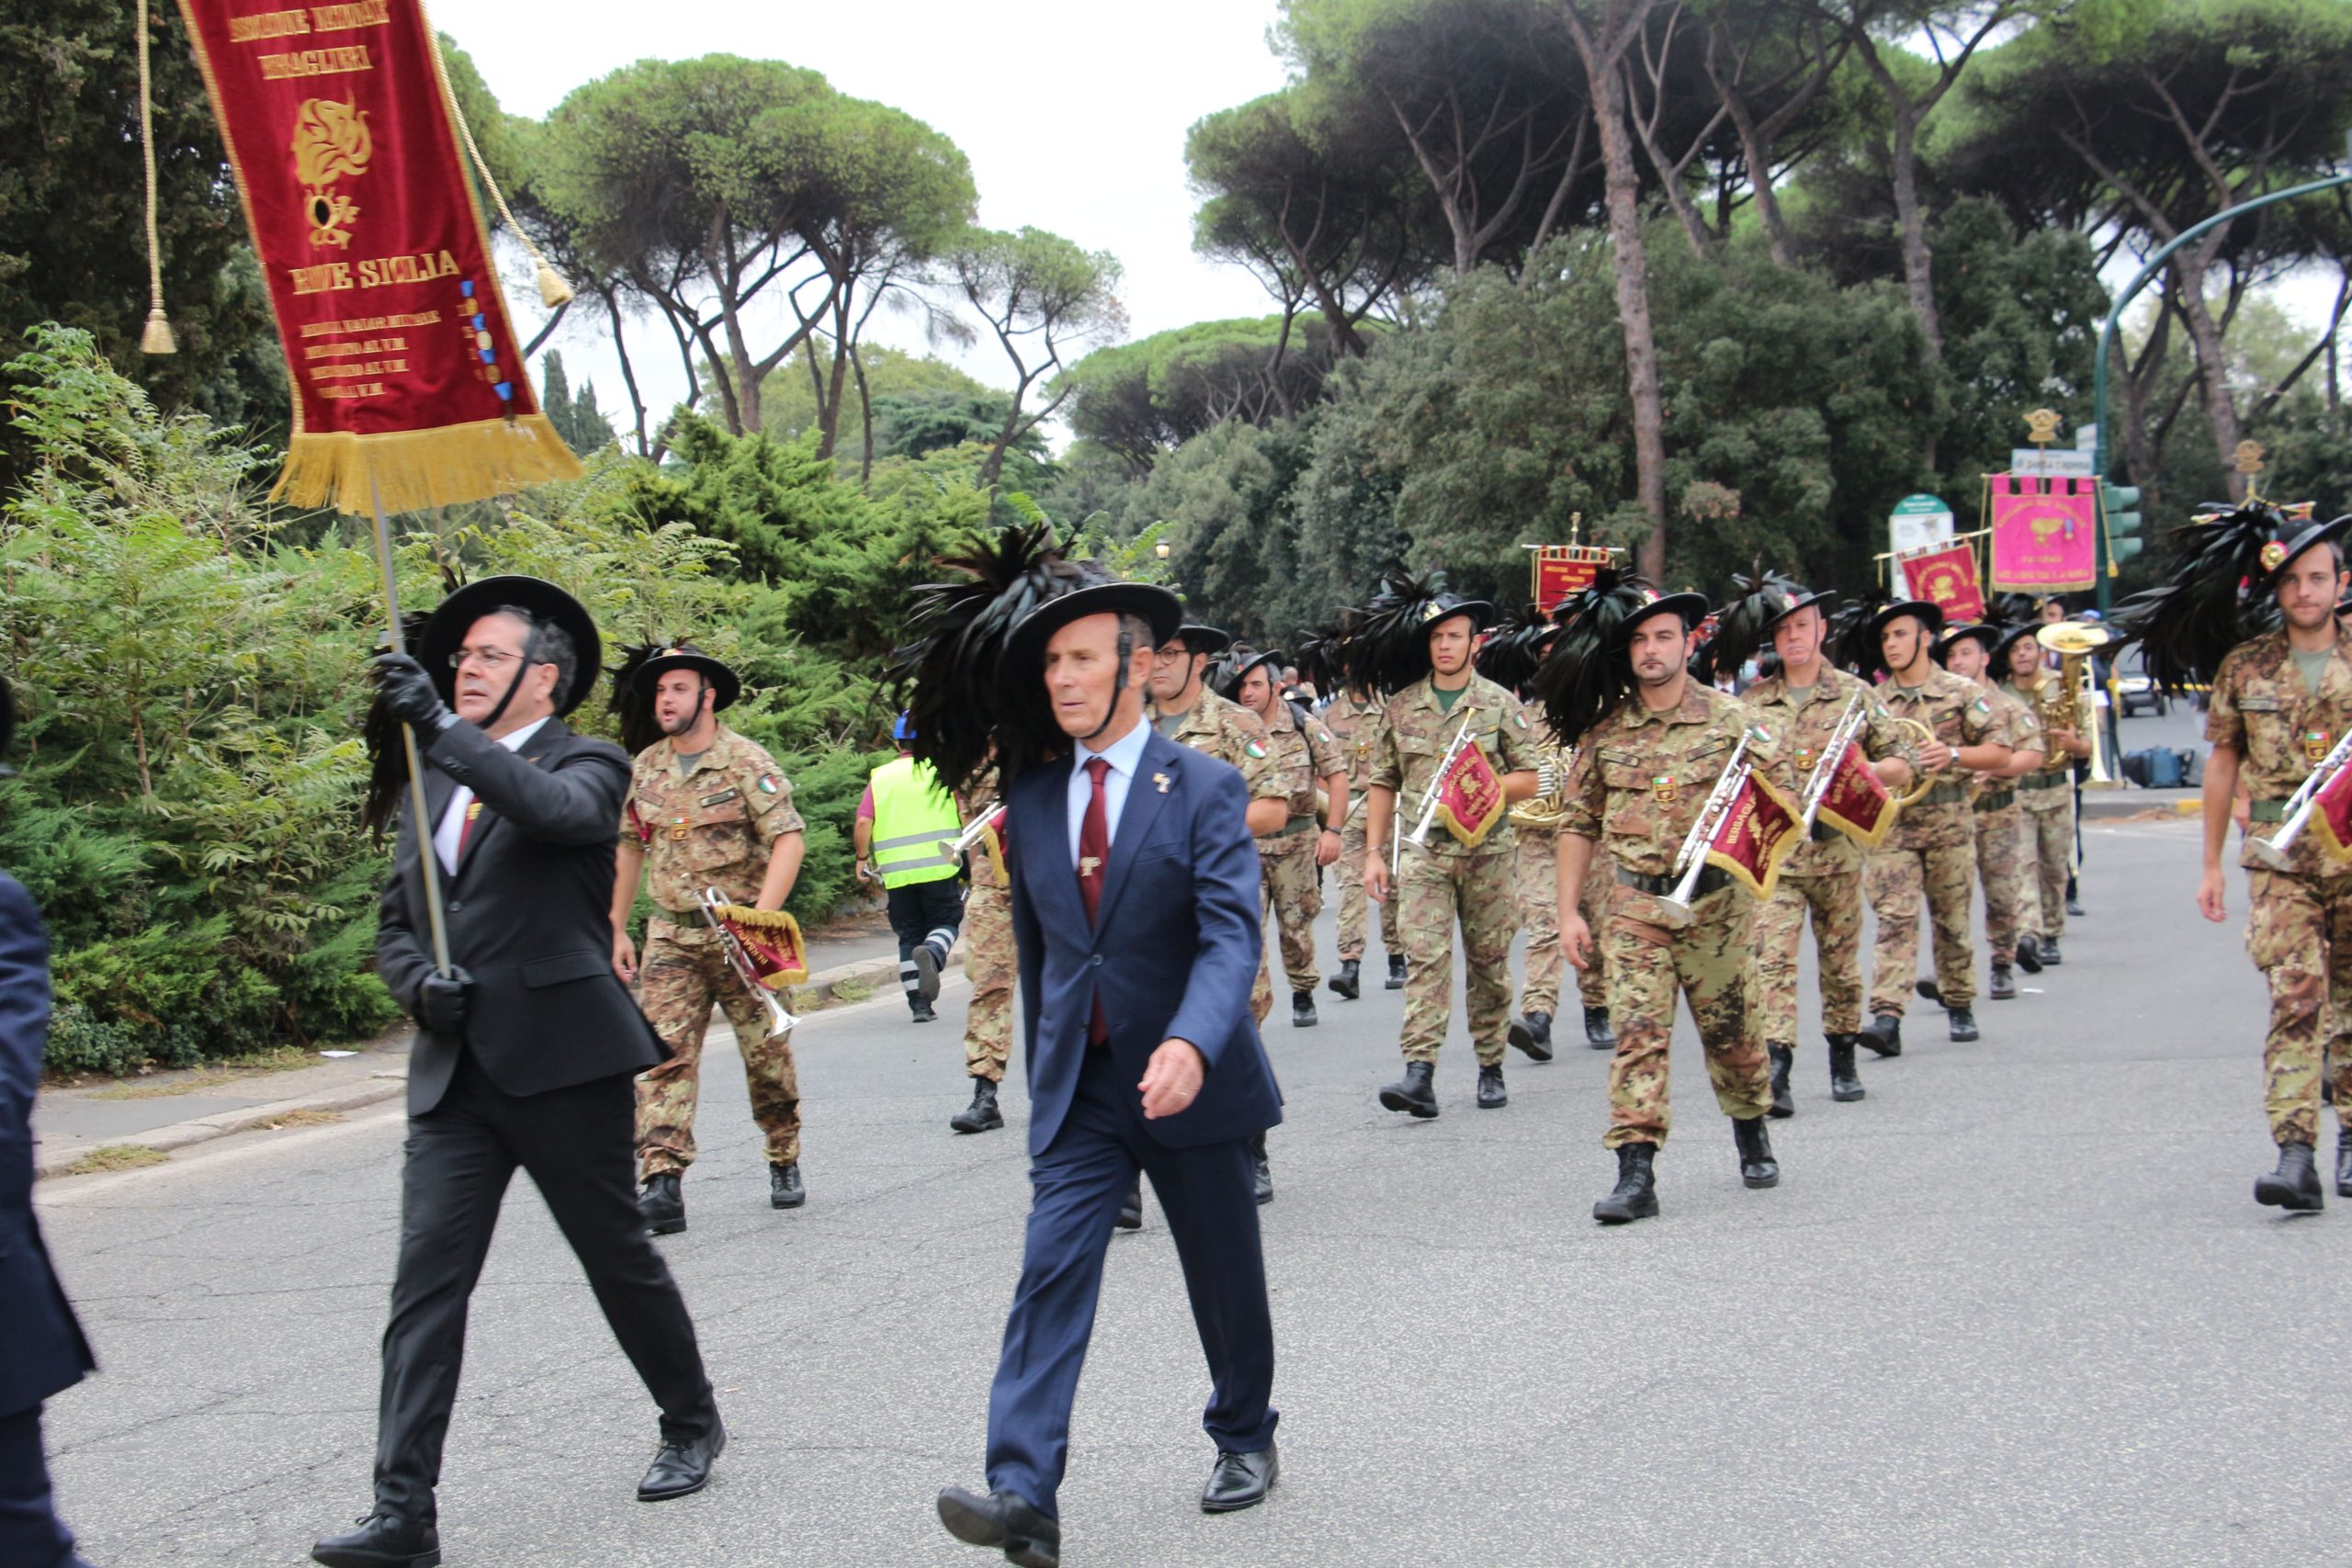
[1080,757,1110,1043]
[455,799,482,862]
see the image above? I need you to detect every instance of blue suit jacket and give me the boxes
[1007,726,1283,1156]
[0,873,96,1416]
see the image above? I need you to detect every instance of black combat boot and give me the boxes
[1476,1063,1508,1109]
[311,1509,440,1568]
[1379,1059,1440,1119]
[2040,936,2063,966]
[1860,1013,1902,1058]
[1915,977,1943,1004]
[1989,964,2017,1000]
[1827,1033,1865,1102]
[639,1171,684,1235]
[2338,1130,2352,1199]
[1592,1143,1658,1224]
[1509,1010,1555,1062]
[1116,1176,1145,1231]
[2013,939,2042,975]
[950,1077,1002,1134]
[1292,989,1318,1028]
[1329,958,1362,999]
[1947,1006,1980,1043]
[1732,1114,1780,1189]
[1385,953,1407,989]
[1250,1130,1274,1205]
[1766,1043,1795,1119]
[910,997,938,1023]
[1585,1006,1616,1050]
[769,1162,806,1210]
[2256,1142,2324,1212]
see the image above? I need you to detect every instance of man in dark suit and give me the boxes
[0,676,99,1568]
[312,579,722,1568]
[904,537,1283,1568]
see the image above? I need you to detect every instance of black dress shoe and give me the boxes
[1385,953,1407,989]
[2256,1142,2324,1212]
[1291,989,1318,1028]
[1766,1043,1795,1119]
[770,1162,806,1209]
[638,1416,725,1502]
[1989,964,2017,1000]
[1860,1013,1902,1058]
[1593,1143,1657,1224]
[1947,1007,1979,1043]
[951,1077,1003,1134]
[312,1511,440,1568]
[937,1485,1060,1568]
[1915,977,1943,1004]
[2013,940,2042,975]
[1379,1060,1440,1118]
[1508,1010,1554,1062]
[2337,1133,2352,1200]
[1116,1176,1144,1231]
[1476,1063,1508,1109]
[2040,936,2063,966]
[639,1171,684,1235]
[1201,1444,1279,1513]
[1584,1006,1616,1050]
[1733,1114,1779,1189]
[1827,1033,1865,1101]
[2065,893,2086,918]
[1329,958,1361,999]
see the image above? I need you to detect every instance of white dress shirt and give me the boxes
[433,716,549,874]
[1065,716,1152,868]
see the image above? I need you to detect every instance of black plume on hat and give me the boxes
[361,608,438,844]
[1827,587,1891,677]
[1691,568,1802,687]
[1351,568,1477,696]
[1530,569,1661,748]
[609,642,668,758]
[2111,497,2339,692]
[1474,603,1558,697]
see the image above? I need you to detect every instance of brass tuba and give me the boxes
[2033,621,2109,741]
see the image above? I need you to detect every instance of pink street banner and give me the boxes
[1988,476,2098,593]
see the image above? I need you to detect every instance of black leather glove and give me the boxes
[372,651,458,735]
[413,966,473,1033]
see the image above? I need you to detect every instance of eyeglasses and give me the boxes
[449,647,531,672]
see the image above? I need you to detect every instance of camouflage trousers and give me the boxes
[1396,845,1519,1066]
[962,880,1013,1083]
[1752,864,1866,1043]
[1261,829,1322,997]
[1971,803,2027,959]
[2246,866,2352,1146]
[1600,884,1770,1149]
[2019,797,2072,942]
[636,931,801,1176]
[1514,826,1609,1019]
[1336,798,1397,961]
[1864,841,1977,1015]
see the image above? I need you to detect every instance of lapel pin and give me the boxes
[1153,773,1170,794]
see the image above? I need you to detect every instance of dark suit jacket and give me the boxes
[0,873,96,1416]
[1007,726,1283,1156]
[376,717,666,1116]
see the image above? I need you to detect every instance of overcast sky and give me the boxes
[445,0,1295,423]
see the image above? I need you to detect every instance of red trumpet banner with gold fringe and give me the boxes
[1813,739,1897,849]
[712,904,811,987]
[1436,739,1509,848]
[172,0,580,513]
[1532,546,1617,614]
[1894,539,1986,624]
[2312,763,2352,863]
[1702,773,1802,899]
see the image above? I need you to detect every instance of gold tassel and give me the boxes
[421,10,575,322]
[272,415,586,515]
[141,306,177,356]
[136,0,175,355]
[536,262,575,310]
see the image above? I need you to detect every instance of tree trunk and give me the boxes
[852,341,876,488]
[1717,86,1793,267]
[1886,110,1941,358]
[597,281,651,458]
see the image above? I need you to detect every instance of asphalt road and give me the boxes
[37,812,2351,1567]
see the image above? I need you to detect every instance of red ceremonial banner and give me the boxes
[1437,740,1509,848]
[717,906,811,987]
[1895,539,1986,624]
[174,0,580,513]
[1815,739,1896,849]
[1533,547,1616,614]
[1988,476,2098,592]
[1702,771,1802,899]
[2312,762,2352,863]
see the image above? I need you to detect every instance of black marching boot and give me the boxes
[1379,1059,1440,1119]
[1592,1143,1658,1224]
[1988,964,2017,1000]
[1385,953,1407,989]
[1766,1043,1795,1119]
[1827,1033,1865,1102]
[1116,1175,1145,1231]
[1476,1063,1508,1109]
[950,1077,1003,1134]
[2013,939,2042,975]
[311,1511,440,1568]
[1585,1006,1617,1050]
[2040,936,2063,966]
[639,1171,684,1236]
[1860,1013,1903,1058]
[1732,1114,1780,1189]
[1509,1010,1555,1062]
[1250,1130,1274,1205]
[769,1162,806,1209]
[1947,1006,1980,1043]
[1292,989,1319,1028]
[2338,1130,2352,1200]
[2256,1142,2324,1212]
[1329,958,1362,999]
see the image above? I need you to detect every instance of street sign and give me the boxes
[2075,423,2098,452]
[1889,494,1953,596]
[2010,447,2097,479]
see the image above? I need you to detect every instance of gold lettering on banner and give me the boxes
[286,251,458,295]
[309,0,392,28]
[258,45,375,79]
[229,10,312,43]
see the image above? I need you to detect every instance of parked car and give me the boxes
[2112,649,2170,717]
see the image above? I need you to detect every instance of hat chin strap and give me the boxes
[1078,626,1136,747]
[476,623,544,733]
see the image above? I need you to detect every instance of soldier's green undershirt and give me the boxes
[2293,647,2332,697]
[1432,681,1466,714]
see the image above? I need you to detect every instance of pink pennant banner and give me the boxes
[1988,476,2098,593]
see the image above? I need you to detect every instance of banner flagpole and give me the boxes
[368,476,453,978]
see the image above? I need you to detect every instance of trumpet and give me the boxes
[695,886,800,1038]
[2245,728,2352,870]
[1654,735,1752,928]
[1406,710,1482,851]
[935,799,1003,862]
[1797,694,1867,832]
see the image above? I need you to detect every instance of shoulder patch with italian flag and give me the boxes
[1747,722,1773,745]
[756,774,781,794]
[1512,709,1529,729]
[1244,739,1267,760]
[1971,697,1992,716]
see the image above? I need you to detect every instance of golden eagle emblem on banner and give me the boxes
[292,96,372,248]
[1435,738,1509,848]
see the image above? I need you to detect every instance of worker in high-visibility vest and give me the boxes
[855,714,967,1021]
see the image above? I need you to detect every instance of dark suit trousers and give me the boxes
[0,1404,87,1568]
[373,1052,715,1518]
[984,1048,1278,1518]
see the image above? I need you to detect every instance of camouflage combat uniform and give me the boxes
[626,726,806,1178]
[1967,683,2044,963]
[1365,674,1542,1067]
[958,774,1012,1084]
[1257,697,1346,996]
[1510,703,1606,1020]
[1864,668,2010,1018]
[1562,683,1779,1148]
[2003,672,2084,944]
[2207,630,2352,1146]
[1742,668,1908,1044]
[1324,691,1398,963]
[1156,687,1286,1021]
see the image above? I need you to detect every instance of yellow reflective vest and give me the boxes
[868,754,962,888]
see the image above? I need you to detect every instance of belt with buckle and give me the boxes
[1617,864,1731,899]
[2019,769,2070,791]
[1920,781,1970,807]
[1972,788,2017,813]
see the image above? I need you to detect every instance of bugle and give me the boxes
[1887,716,1942,809]
[1797,694,1866,832]
[935,799,1003,862]
[1654,736,1752,927]
[1406,710,1481,850]
[695,886,801,1038]
[2245,728,2352,870]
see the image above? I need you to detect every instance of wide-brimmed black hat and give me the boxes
[1869,598,1946,645]
[1419,593,1496,635]
[628,643,741,711]
[1005,579,1183,675]
[1933,622,2001,665]
[2261,513,2351,588]
[1166,622,1233,655]
[1764,586,1838,629]
[1616,591,1709,645]
[1217,647,1284,700]
[418,575,603,716]
[1991,622,2042,667]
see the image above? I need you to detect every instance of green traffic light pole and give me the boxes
[2089,149,2352,612]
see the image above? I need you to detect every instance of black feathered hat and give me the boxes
[1473,604,1559,697]
[1529,570,1668,748]
[1168,622,1233,656]
[1826,588,1890,677]
[1620,591,1708,645]
[1692,569,1804,687]
[2113,498,2346,693]
[628,644,741,711]
[1347,570,1493,695]
[416,575,603,717]
[1420,592,1496,635]
[1932,622,2002,667]
[1868,598,1946,657]
[1216,646,1283,702]
[1991,622,2042,670]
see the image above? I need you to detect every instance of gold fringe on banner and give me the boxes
[274,415,586,515]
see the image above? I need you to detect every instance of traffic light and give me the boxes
[2103,482,2144,569]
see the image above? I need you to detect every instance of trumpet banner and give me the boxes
[1894,539,1986,625]
[1987,475,2098,593]
[1436,739,1510,848]
[1702,772,1803,900]
[712,905,810,987]
[2313,763,2352,863]
[173,0,581,513]
[1815,739,1897,849]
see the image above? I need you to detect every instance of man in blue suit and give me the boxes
[906,535,1283,1568]
[0,677,98,1568]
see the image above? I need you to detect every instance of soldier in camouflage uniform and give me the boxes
[1740,585,1913,1114]
[1361,593,1542,1116]
[609,646,808,1233]
[1860,603,2014,1052]
[2001,626,2092,965]
[951,770,1011,1135]
[1228,649,1349,1028]
[1321,683,1401,995]
[1934,624,2047,1005]
[1553,588,1783,1224]
[1508,705,1615,1055]
[2188,513,2352,1211]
